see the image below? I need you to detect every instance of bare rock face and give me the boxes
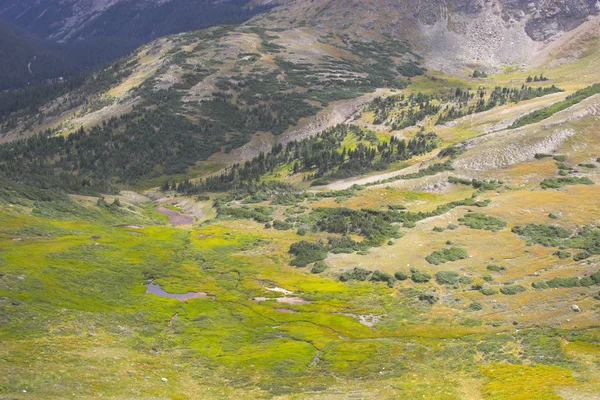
[261,0,599,71]
[506,0,600,40]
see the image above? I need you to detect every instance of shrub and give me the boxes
[541,177,594,189]
[459,276,473,285]
[511,224,572,247]
[458,213,507,232]
[411,269,432,283]
[426,247,469,265]
[289,241,329,267]
[483,274,494,282]
[547,277,582,288]
[500,285,527,295]
[435,271,460,285]
[340,267,372,282]
[394,271,409,281]
[591,271,600,284]
[532,281,550,289]
[580,277,595,287]
[468,302,483,311]
[481,287,498,296]
[311,261,328,274]
[273,220,293,230]
[553,250,572,259]
[418,294,439,304]
[582,231,600,254]
[487,264,506,272]
[370,270,396,287]
[574,251,590,261]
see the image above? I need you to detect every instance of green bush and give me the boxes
[500,285,527,295]
[553,250,572,259]
[541,177,594,189]
[340,267,372,282]
[273,220,293,230]
[426,247,469,265]
[411,269,432,283]
[370,270,396,287]
[547,277,584,288]
[532,281,550,290]
[459,276,473,285]
[468,302,483,311]
[553,155,567,162]
[511,224,572,247]
[580,277,595,287]
[394,271,409,281]
[289,241,329,267]
[311,261,328,274]
[458,213,507,232]
[481,287,498,296]
[533,275,600,289]
[418,294,438,304]
[435,271,460,285]
[487,265,507,272]
[573,251,590,261]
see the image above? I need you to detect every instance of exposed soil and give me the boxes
[252,296,310,305]
[155,206,194,226]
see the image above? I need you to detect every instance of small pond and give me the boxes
[146,281,213,301]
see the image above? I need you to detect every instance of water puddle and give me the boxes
[265,286,293,295]
[146,281,213,301]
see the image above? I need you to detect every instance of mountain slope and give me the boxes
[0,0,271,42]
[0,0,270,89]
[2,1,600,399]
[0,21,77,90]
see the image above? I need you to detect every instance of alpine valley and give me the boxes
[1,0,600,398]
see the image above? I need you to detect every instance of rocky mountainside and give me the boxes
[0,0,269,88]
[0,0,268,42]
[0,0,598,186]
[256,0,600,71]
